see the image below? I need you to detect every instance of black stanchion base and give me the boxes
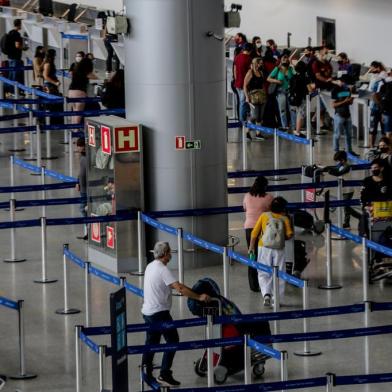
[318,284,342,290]
[268,177,287,182]
[10,373,37,380]
[33,278,58,284]
[30,172,41,176]
[8,148,26,153]
[4,208,24,212]
[331,236,347,241]
[3,258,27,263]
[23,157,37,161]
[55,308,81,315]
[294,350,322,357]
[129,271,144,276]
[42,156,59,160]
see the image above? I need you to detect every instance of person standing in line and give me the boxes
[76,138,88,240]
[141,242,210,387]
[7,19,24,86]
[331,74,360,157]
[249,197,293,307]
[250,36,263,59]
[42,49,60,92]
[32,46,45,85]
[233,43,253,124]
[243,176,273,292]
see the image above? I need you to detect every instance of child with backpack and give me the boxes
[249,197,293,307]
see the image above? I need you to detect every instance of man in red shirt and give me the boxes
[234,43,252,122]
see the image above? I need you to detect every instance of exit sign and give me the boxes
[186,140,201,150]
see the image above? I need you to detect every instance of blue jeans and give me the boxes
[8,59,24,85]
[276,91,296,128]
[383,113,392,134]
[333,114,352,152]
[142,311,179,377]
[238,88,249,122]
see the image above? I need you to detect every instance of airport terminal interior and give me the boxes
[1,0,392,391]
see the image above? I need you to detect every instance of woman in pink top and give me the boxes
[243,176,273,291]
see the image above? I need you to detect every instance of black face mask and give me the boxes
[337,60,344,65]
[372,169,381,176]
[258,66,263,71]
[380,148,389,153]
[282,62,290,67]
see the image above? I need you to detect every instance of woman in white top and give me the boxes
[243,176,273,291]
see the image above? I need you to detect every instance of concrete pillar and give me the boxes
[124,0,228,268]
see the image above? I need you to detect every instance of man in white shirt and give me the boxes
[141,241,210,388]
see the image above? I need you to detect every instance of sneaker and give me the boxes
[294,132,306,138]
[263,294,271,307]
[157,374,181,387]
[349,150,360,157]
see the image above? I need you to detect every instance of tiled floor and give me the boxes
[0,121,391,392]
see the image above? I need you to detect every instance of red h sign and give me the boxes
[101,126,112,155]
[91,221,101,243]
[106,226,115,249]
[114,126,139,153]
[88,125,96,147]
[175,136,185,150]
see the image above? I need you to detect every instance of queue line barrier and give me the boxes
[0,296,36,380]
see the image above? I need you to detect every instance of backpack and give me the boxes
[380,81,392,114]
[288,74,305,107]
[0,33,12,56]
[262,212,285,249]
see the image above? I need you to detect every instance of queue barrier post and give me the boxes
[139,365,145,392]
[9,300,37,380]
[272,265,280,312]
[60,96,69,145]
[223,246,229,299]
[68,129,74,177]
[9,156,24,211]
[34,217,58,284]
[243,334,251,385]
[306,94,311,139]
[26,91,38,163]
[273,128,280,182]
[85,261,91,327]
[242,123,247,171]
[43,111,57,160]
[294,280,321,357]
[41,165,46,218]
[337,178,344,232]
[3,199,26,263]
[0,78,3,116]
[319,223,342,290]
[301,166,305,203]
[316,92,321,135]
[9,84,25,153]
[35,121,42,169]
[326,373,335,391]
[120,276,126,288]
[362,237,369,302]
[308,138,315,166]
[56,244,81,315]
[280,350,288,387]
[177,227,184,284]
[131,211,145,276]
[98,345,107,391]
[75,325,82,392]
[206,314,214,387]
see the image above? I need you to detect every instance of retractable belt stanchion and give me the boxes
[223,246,229,299]
[34,120,42,174]
[318,223,342,290]
[68,129,74,177]
[34,217,58,284]
[9,300,37,380]
[56,244,81,315]
[75,325,82,392]
[243,334,251,385]
[273,129,285,182]
[316,92,322,135]
[308,138,315,166]
[131,211,145,276]
[294,280,321,357]
[9,84,25,153]
[206,314,214,387]
[40,165,46,218]
[326,373,335,391]
[9,155,24,211]
[242,123,247,171]
[306,94,311,139]
[3,199,26,263]
[331,179,344,240]
[42,111,57,160]
[60,96,68,145]
[359,101,370,148]
[273,265,280,334]
[301,166,305,203]
[26,91,38,162]
[177,227,184,284]
[98,345,107,392]
[0,78,4,116]
[280,350,288,391]
[362,237,369,303]
[85,261,91,327]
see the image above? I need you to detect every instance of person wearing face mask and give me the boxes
[141,242,210,386]
[264,39,280,61]
[69,51,85,76]
[375,70,392,142]
[336,52,353,76]
[234,32,247,50]
[331,74,360,157]
[372,137,392,176]
[251,36,263,59]
[32,45,45,85]
[267,53,296,129]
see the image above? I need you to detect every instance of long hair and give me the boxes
[249,176,268,197]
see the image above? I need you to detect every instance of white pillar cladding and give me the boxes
[124,0,228,268]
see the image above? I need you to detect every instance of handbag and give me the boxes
[249,89,267,105]
[267,83,278,96]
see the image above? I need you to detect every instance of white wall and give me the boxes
[225,0,392,66]
[57,0,123,12]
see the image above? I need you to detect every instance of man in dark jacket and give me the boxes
[7,19,24,85]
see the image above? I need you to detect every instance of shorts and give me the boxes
[291,101,306,119]
[382,113,392,134]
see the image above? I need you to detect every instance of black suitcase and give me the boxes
[293,210,314,230]
[293,240,309,275]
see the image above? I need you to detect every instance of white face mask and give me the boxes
[75,56,82,63]
[256,42,262,49]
